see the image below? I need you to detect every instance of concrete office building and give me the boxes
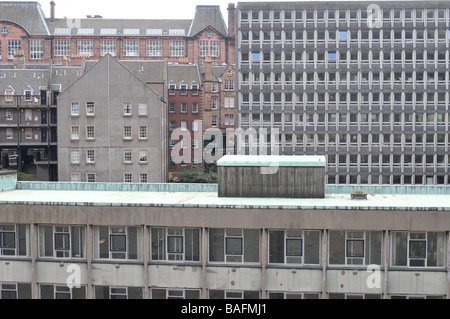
[235,1,450,185]
[1,170,450,299]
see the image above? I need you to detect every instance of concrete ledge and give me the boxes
[0,171,17,192]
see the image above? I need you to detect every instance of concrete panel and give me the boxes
[387,271,447,295]
[327,269,384,294]
[91,263,144,287]
[206,266,262,291]
[265,268,322,292]
[148,265,202,288]
[0,260,32,282]
[36,261,88,285]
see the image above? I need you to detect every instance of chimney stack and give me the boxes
[50,1,55,22]
[13,50,25,69]
[227,3,236,38]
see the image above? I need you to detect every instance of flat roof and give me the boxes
[217,155,326,167]
[1,185,450,211]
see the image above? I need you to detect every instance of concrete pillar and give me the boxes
[30,223,38,299]
[260,228,267,298]
[143,226,149,299]
[86,225,93,299]
[321,229,327,298]
[201,227,208,299]
[383,230,390,299]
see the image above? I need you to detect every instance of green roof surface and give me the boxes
[217,155,327,167]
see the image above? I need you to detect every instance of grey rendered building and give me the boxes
[235,1,450,185]
[57,54,167,183]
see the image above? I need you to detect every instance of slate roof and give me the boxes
[188,5,228,37]
[0,1,50,35]
[0,69,50,93]
[168,63,201,86]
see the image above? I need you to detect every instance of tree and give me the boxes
[171,165,217,183]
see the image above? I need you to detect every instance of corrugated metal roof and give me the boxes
[217,155,327,167]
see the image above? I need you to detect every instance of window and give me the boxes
[211,97,218,110]
[338,31,348,41]
[391,232,445,267]
[199,41,209,57]
[169,84,176,96]
[180,85,187,96]
[211,116,218,127]
[180,103,187,113]
[71,102,79,116]
[224,114,234,126]
[54,40,70,57]
[40,284,86,299]
[139,126,147,139]
[210,41,220,58]
[94,286,142,299]
[225,97,234,108]
[151,288,200,299]
[5,128,13,140]
[86,150,95,163]
[77,40,93,57]
[151,228,200,262]
[123,126,132,139]
[70,126,79,140]
[146,41,162,57]
[169,41,185,57]
[124,174,132,183]
[139,150,148,163]
[7,39,21,59]
[269,230,320,265]
[86,126,95,140]
[209,229,259,263]
[212,82,218,92]
[1,283,32,299]
[123,102,132,116]
[329,231,382,265]
[192,103,199,114]
[225,80,234,91]
[24,109,32,121]
[86,102,95,116]
[139,173,147,183]
[123,41,139,57]
[191,85,199,96]
[70,173,81,182]
[71,150,80,164]
[29,40,43,60]
[100,40,116,57]
[138,103,147,116]
[124,150,132,163]
[86,173,96,183]
[38,225,85,258]
[169,102,176,113]
[94,226,141,260]
[180,120,187,131]
[209,290,259,299]
[0,224,29,256]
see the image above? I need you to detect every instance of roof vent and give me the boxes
[351,190,368,200]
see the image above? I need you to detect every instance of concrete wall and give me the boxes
[0,171,17,191]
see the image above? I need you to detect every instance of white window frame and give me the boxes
[29,39,44,60]
[71,150,80,164]
[123,41,139,57]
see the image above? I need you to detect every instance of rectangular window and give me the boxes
[71,150,80,164]
[124,174,132,183]
[53,40,70,57]
[71,102,79,116]
[124,150,132,163]
[29,40,44,60]
[6,128,13,140]
[94,226,141,260]
[146,41,162,57]
[169,102,176,113]
[38,225,85,258]
[123,126,132,139]
[70,173,81,182]
[86,126,95,140]
[40,284,86,299]
[5,109,13,120]
[192,120,199,132]
[70,126,79,140]
[180,103,187,113]
[212,82,218,92]
[225,97,234,108]
[199,41,209,57]
[139,126,147,139]
[100,40,116,57]
[151,228,200,262]
[210,41,220,58]
[86,102,95,116]
[180,85,187,96]
[24,109,32,121]
[224,114,234,126]
[391,232,445,267]
[151,288,200,299]
[169,41,185,57]
[169,84,176,96]
[94,286,142,299]
[211,116,218,127]
[192,103,199,113]
[24,128,32,140]
[0,224,29,256]
[139,150,148,163]
[209,229,259,263]
[329,231,382,266]
[7,39,21,59]
[139,173,147,183]
[86,150,95,163]
[338,31,348,41]
[86,173,96,183]
[211,97,218,109]
[191,85,199,96]
[225,80,234,91]
[123,41,139,57]
[138,103,147,116]
[77,40,93,57]
[269,230,320,265]
[123,102,132,116]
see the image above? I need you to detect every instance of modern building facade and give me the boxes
[235,1,450,185]
[1,171,450,299]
